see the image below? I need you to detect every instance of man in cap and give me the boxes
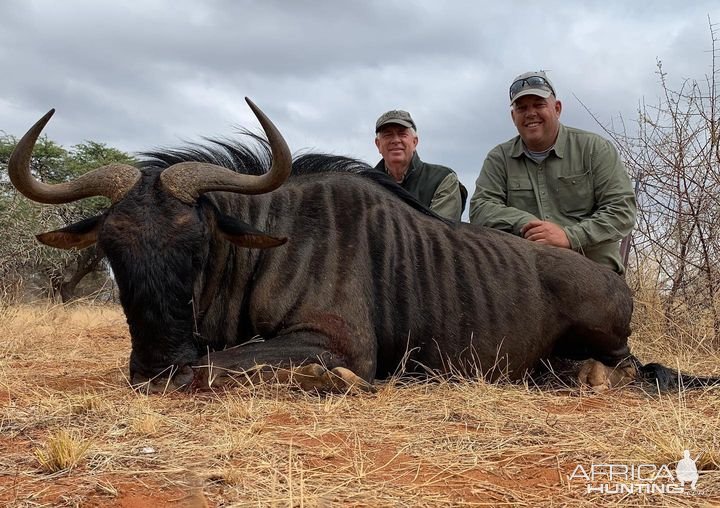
[374,109,467,221]
[469,71,636,274]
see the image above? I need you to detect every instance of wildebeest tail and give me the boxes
[634,358,720,391]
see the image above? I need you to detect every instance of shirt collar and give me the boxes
[510,124,567,159]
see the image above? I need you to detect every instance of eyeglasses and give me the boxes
[509,76,555,100]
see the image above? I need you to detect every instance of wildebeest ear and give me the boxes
[217,213,287,249]
[36,216,101,250]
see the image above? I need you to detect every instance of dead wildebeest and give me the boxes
[8,100,719,393]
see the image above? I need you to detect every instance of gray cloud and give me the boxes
[2,0,719,213]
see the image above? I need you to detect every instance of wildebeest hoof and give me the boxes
[187,363,375,393]
[291,364,376,393]
[130,365,195,394]
[577,360,637,390]
[189,360,375,394]
[330,366,377,393]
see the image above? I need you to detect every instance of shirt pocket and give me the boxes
[556,171,593,215]
[507,176,537,212]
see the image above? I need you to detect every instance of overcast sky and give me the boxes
[2,1,719,211]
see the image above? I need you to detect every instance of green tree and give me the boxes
[0,134,136,303]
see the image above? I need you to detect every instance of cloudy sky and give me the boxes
[2,1,718,211]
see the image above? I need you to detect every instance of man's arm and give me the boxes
[563,139,637,250]
[469,149,537,234]
[429,172,463,220]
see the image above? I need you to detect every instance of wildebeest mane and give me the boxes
[138,131,448,222]
[138,130,273,176]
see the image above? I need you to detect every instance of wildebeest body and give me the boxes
[17,103,714,393]
[97,162,632,384]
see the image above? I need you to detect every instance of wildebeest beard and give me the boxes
[8,99,720,394]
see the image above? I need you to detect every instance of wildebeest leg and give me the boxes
[190,334,375,393]
[280,364,374,393]
[195,362,374,393]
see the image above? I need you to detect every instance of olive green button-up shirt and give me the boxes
[469,124,636,274]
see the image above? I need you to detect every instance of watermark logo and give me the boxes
[675,450,700,490]
[568,450,702,495]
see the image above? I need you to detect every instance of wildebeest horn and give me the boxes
[159,97,292,203]
[8,109,141,204]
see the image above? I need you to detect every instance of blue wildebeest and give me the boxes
[8,100,719,392]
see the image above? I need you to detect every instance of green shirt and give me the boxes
[469,124,636,274]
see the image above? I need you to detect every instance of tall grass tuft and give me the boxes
[34,430,91,473]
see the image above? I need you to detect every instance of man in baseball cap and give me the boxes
[469,70,636,274]
[373,109,466,220]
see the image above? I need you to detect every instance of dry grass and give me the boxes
[34,429,91,473]
[0,303,719,507]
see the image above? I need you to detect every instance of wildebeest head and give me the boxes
[8,99,292,387]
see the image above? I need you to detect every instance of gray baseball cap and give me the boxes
[375,109,416,132]
[509,71,556,104]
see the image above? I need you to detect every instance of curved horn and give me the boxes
[8,109,141,204]
[160,97,292,203]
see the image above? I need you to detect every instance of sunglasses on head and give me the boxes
[509,76,555,100]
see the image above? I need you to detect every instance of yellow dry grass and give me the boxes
[0,303,719,507]
[33,429,91,474]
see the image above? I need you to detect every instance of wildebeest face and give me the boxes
[9,98,292,391]
[102,177,211,384]
[36,175,287,387]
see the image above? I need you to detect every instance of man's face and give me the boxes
[375,124,418,171]
[511,95,562,151]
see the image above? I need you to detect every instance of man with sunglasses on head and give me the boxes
[374,109,467,221]
[469,71,636,274]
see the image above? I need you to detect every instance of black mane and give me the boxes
[138,130,373,177]
[137,131,448,222]
[138,130,273,176]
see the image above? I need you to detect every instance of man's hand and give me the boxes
[520,220,570,248]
